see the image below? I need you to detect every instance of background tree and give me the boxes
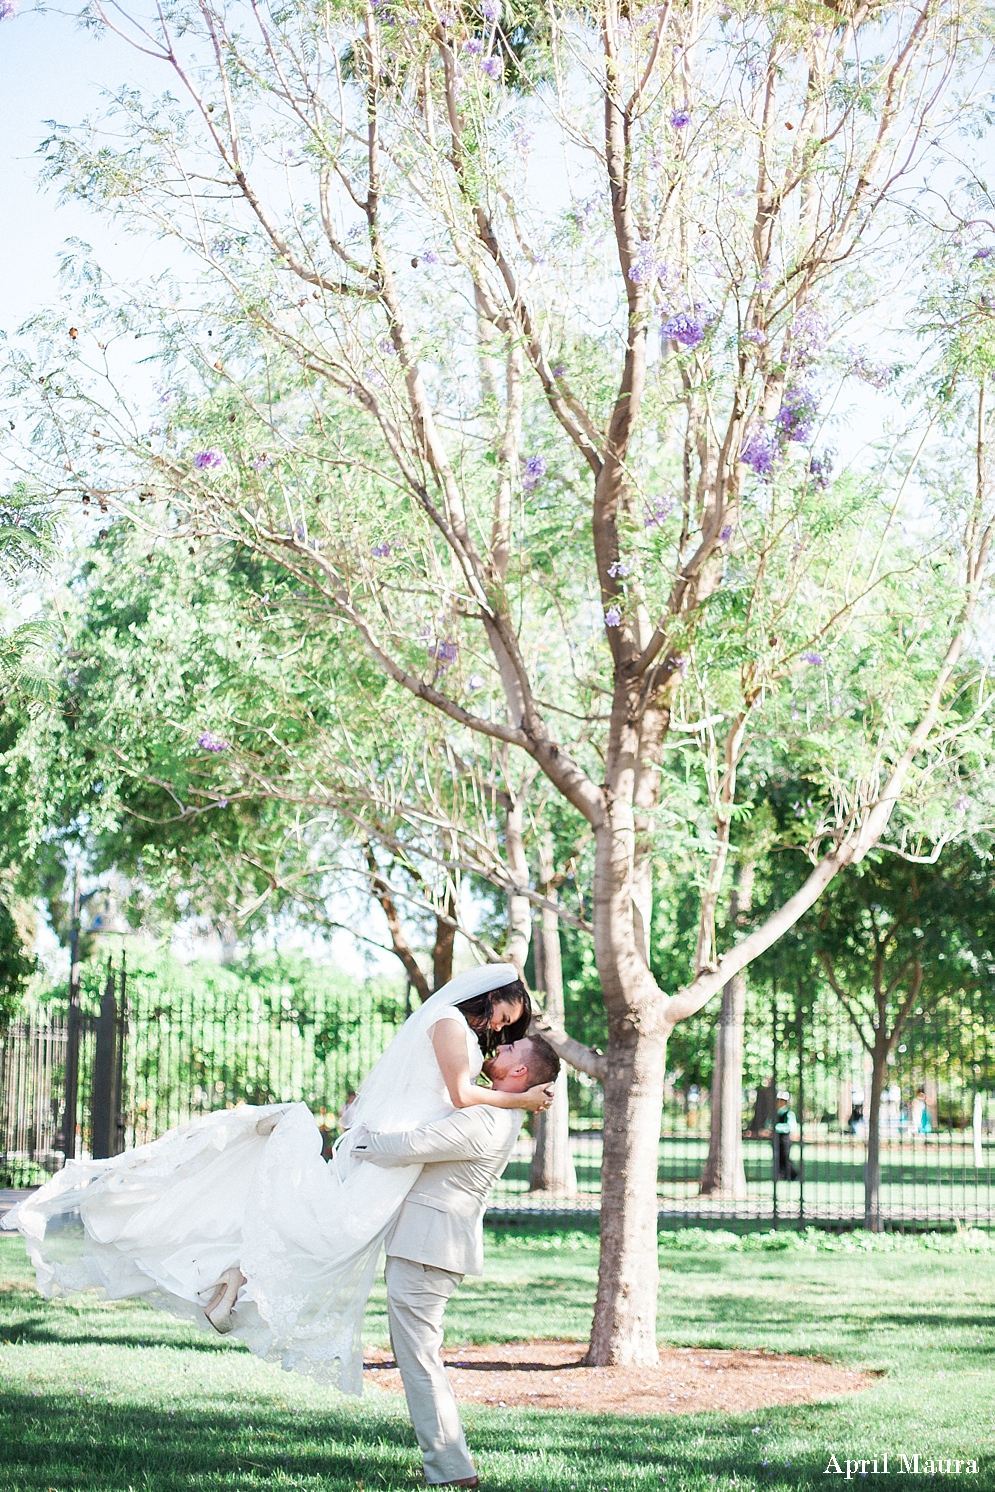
[791,846,995,1230]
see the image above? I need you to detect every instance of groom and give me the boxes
[351,1033,560,1489]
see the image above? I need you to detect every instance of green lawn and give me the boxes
[1,1230,993,1491]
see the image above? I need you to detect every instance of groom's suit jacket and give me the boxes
[358,1106,523,1276]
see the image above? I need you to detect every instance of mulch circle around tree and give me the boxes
[364,1340,876,1416]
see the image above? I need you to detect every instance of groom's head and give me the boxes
[482,1035,560,1093]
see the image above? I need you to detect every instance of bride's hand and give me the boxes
[521,1083,556,1112]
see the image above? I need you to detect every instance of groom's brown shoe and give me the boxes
[430,1479,479,1488]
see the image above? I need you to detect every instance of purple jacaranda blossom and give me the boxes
[786,305,829,369]
[850,354,891,390]
[662,312,706,348]
[364,366,388,390]
[775,384,819,443]
[607,559,633,578]
[156,384,177,405]
[801,651,825,665]
[251,454,269,471]
[467,673,486,692]
[481,0,501,17]
[628,240,668,284]
[378,337,397,356]
[809,450,833,489]
[523,454,547,490]
[209,236,232,258]
[421,248,440,265]
[372,541,392,557]
[216,798,229,809]
[512,126,533,154]
[428,638,459,664]
[973,247,994,260]
[644,496,675,528]
[198,730,231,752]
[742,328,767,347]
[193,449,225,470]
[605,605,623,627]
[0,1,18,18]
[720,524,733,541]
[479,56,501,80]
[954,795,969,812]
[465,38,484,53]
[670,108,691,129]
[572,196,603,232]
[552,363,567,378]
[739,424,779,480]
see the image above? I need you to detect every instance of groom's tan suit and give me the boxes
[356,1105,523,1485]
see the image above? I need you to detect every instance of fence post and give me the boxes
[91,959,118,1159]
[797,989,805,1224]
[60,878,83,1162]
[771,980,779,1227]
[115,955,128,1154]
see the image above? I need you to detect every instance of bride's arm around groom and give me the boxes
[351,1033,560,1489]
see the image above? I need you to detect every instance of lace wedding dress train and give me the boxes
[2,964,514,1393]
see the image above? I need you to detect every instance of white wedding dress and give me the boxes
[2,965,515,1393]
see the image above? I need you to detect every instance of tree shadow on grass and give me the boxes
[0,1388,420,1492]
[0,1384,856,1492]
[0,1315,231,1351]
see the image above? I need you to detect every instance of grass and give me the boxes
[2,1229,994,1492]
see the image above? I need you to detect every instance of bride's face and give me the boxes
[488,997,524,1032]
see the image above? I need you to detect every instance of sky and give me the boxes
[0,7,169,334]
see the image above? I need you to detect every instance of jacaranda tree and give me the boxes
[7,0,995,1364]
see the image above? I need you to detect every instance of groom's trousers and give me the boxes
[384,1254,476,1485]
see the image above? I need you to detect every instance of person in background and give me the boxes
[912,1088,932,1135]
[338,1089,358,1132]
[315,1107,335,1160]
[773,1091,799,1181]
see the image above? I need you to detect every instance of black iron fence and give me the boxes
[0,960,409,1187]
[1,964,992,1229]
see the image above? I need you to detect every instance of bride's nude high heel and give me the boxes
[200,1266,246,1335]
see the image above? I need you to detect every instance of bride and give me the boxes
[2,964,552,1393]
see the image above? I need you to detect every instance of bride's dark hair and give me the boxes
[455,978,532,1056]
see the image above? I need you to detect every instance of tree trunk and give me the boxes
[530,891,577,1197]
[431,884,457,993]
[583,744,669,1366]
[504,790,533,974]
[586,1019,666,1366]
[863,1041,891,1232]
[699,867,754,1198]
[699,971,748,1197]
